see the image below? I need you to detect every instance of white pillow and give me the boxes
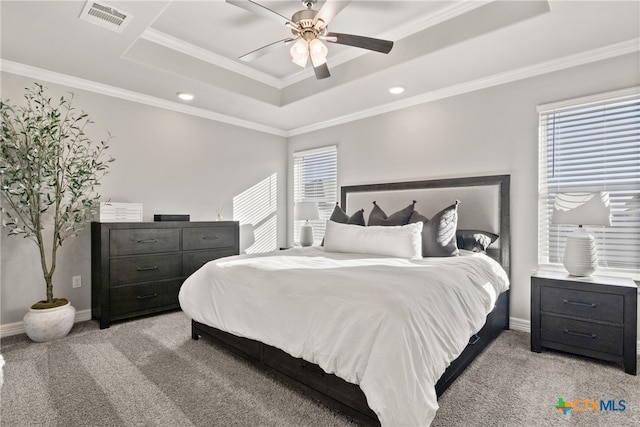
[324,220,423,259]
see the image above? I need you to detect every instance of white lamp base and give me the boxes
[300,223,314,247]
[563,227,598,276]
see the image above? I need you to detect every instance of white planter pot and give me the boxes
[23,301,76,342]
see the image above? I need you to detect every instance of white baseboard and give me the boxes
[0,309,92,338]
[509,316,531,333]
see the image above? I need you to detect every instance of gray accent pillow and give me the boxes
[410,201,460,257]
[456,229,499,252]
[322,204,365,246]
[368,201,416,226]
[329,203,365,226]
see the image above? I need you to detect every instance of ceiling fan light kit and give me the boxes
[228,0,394,79]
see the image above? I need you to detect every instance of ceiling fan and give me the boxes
[227,0,394,79]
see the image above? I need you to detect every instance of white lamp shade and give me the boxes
[294,201,319,221]
[552,192,611,226]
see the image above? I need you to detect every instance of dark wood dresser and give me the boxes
[91,221,239,329]
[531,270,637,375]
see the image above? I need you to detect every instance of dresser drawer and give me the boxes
[109,280,182,316]
[183,248,238,277]
[183,226,237,251]
[540,286,623,324]
[110,228,180,256]
[110,254,181,286]
[541,315,623,356]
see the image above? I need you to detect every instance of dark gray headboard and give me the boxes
[341,175,511,277]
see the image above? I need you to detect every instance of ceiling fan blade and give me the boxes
[239,37,297,62]
[313,0,351,28]
[227,0,296,28]
[311,61,331,80]
[325,32,393,54]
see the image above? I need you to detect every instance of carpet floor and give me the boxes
[0,311,638,426]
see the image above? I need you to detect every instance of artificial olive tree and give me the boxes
[0,83,114,308]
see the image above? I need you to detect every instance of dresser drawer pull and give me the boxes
[201,235,219,240]
[136,239,158,244]
[136,293,158,300]
[469,334,481,345]
[563,329,597,339]
[136,266,159,272]
[563,299,596,308]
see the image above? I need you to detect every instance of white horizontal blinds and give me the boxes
[293,145,337,245]
[538,91,640,273]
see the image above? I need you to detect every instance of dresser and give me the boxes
[531,270,637,375]
[91,221,239,329]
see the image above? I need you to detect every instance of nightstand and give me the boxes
[531,270,637,375]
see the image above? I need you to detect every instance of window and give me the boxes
[293,145,337,245]
[538,88,640,277]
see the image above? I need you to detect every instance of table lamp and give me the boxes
[295,201,319,247]
[552,192,611,276]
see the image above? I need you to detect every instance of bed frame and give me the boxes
[191,174,511,426]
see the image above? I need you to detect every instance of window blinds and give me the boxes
[538,89,640,275]
[293,145,337,245]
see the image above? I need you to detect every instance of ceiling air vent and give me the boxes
[79,1,132,33]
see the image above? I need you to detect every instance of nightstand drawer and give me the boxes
[540,286,623,324]
[183,226,237,251]
[541,315,623,356]
[110,228,180,256]
[110,254,181,286]
[110,280,182,316]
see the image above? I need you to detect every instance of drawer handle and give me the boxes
[136,293,158,300]
[136,266,159,272]
[137,239,158,244]
[563,329,597,339]
[469,334,481,345]
[563,299,596,308]
[201,235,219,240]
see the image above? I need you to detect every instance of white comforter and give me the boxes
[179,247,509,426]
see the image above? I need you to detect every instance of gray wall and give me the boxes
[1,72,287,326]
[287,52,640,331]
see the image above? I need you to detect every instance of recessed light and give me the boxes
[388,85,406,95]
[177,92,194,101]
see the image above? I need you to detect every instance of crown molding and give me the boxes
[0,59,287,137]
[2,38,637,138]
[287,38,640,136]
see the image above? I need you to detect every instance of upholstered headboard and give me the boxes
[341,175,511,276]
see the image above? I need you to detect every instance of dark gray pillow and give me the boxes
[368,201,416,226]
[322,204,365,246]
[410,201,459,257]
[456,229,499,252]
[329,203,365,226]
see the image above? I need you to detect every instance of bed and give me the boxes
[179,174,511,426]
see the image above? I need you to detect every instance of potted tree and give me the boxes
[0,83,114,342]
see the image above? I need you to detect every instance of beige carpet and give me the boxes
[1,311,638,426]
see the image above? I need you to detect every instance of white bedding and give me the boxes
[178,247,510,426]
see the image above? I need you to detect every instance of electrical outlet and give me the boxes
[72,276,82,288]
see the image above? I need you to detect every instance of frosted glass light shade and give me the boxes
[290,39,309,68]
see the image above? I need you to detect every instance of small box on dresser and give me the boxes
[531,270,637,375]
[91,221,239,329]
